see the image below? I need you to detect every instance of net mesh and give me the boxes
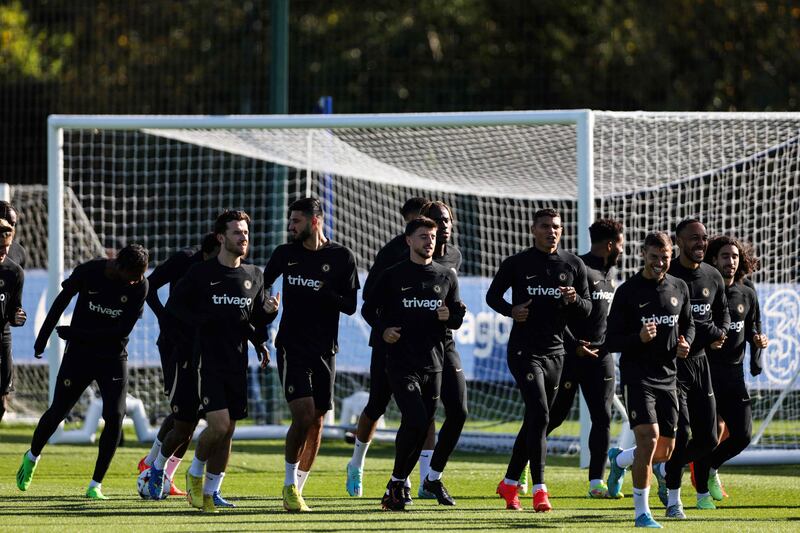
[17,111,799,455]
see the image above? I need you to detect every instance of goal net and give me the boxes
[29,111,799,464]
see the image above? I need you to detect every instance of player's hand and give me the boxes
[266,292,281,313]
[11,307,26,326]
[639,322,657,343]
[383,326,402,344]
[753,333,769,349]
[676,335,690,358]
[559,286,577,304]
[710,334,726,350]
[512,299,532,322]
[255,342,270,369]
[576,340,599,358]
[436,305,450,322]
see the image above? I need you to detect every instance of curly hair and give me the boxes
[706,235,759,282]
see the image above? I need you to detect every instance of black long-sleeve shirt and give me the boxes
[263,240,359,358]
[168,258,274,370]
[362,233,408,304]
[564,252,617,355]
[486,246,591,357]
[0,257,24,334]
[147,248,204,345]
[34,259,148,358]
[668,261,730,358]
[606,272,695,389]
[708,282,762,369]
[362,259,464,373]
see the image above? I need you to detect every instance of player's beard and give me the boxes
[607,248,621,268]
[290,222,312,243]
[225,236,247,259]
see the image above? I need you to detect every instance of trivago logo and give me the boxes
[287,275,322,291]
[592,290,614,302]
[729,320,745,333]
[640,314,679,327]
[691,302,712,315]
[212,294,253,308]
[456,310,513,358]
[527,286,562,298]
[88,300,123,318]
[403,298,443,309]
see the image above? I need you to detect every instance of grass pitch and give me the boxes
[0,425,798,531]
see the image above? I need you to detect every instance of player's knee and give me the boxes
[102,410,124,430]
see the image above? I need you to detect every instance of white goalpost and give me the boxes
[32,110,799,465]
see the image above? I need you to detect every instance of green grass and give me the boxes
[0,425,798,532]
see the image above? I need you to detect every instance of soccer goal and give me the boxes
[36,111,799,465]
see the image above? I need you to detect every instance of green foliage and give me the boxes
[0,1,72,82]
[0,425,798,531]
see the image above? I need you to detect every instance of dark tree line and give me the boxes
[2,0,799,184]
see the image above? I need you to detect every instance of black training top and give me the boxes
[168,258,274,370]
[34,259,148,358]
[564,252,617,356]
[363,233,409,304]
[708,282,762,368]
[606,272,695,389]
[263,240,360,358]
[7,242,27,270]
[0,257,24,333]
[486,246,591,357]
[362,259,464,373]
[668,261,730,358]
[147,248,204,346]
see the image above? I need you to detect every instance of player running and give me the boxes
[415,201,466,504]
[694,236,768,499]
[263,197,359,512]
[658,218,730,514]
[546,218,624,499]
[487,208,591,512]
[18,244,149,499]
[139,233,244,506]
[605,232,694,528]
[346,197,428,502]
[361,216,465,511]
[167,210,276,513]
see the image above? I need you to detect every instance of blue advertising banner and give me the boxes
[14,271,800,390]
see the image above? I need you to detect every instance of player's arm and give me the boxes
[320,250,360,316]
[33,266,81,356]
[361,270,387,330]
[604,284,641,352]
[248,272,278,343]
[362,243,397,303]
[262,245,285,289]
[711,275,731,338]
[62,280,149,343]
[7,269,26,326]
[566,258,592,318]
[145,253,181,322]
[678,283,695,347]
[747,291,765,376]
[485,257,514,317]
[442,272,465,330]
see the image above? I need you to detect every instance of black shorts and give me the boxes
[277,346,335,412]
[198,363,248,421]
[622,382,678,438]
[168,358,201,422]
[363,344,393,420]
